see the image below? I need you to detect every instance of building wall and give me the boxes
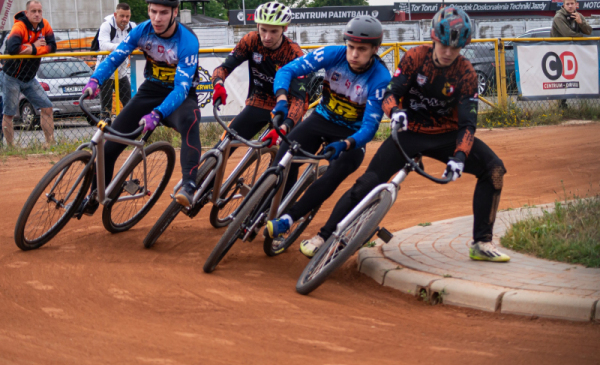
[5,0,115,30]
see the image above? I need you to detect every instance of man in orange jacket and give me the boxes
[1,0,56,147]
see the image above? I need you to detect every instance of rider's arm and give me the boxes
[381,50,418,117]
[154,35,199,119]
[284,43,310,129]
[91,22,143,85]
[345,78,390,150]
[212,32,254,85]
[454,69,479,162]
[274,45,345,98]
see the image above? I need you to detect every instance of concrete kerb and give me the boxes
[501,291,598,322]
[596,300,600,322]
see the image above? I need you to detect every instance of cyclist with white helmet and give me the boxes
[80,0,202,214]
[212,1,307,149]
[265,16,391,256]
[308,8,510,261]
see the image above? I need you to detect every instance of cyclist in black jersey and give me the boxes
[307,8,510,262]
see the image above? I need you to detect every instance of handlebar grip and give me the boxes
[83,88,92,98]
[323,149,335,160]
[214,99,222,109]
[271,114,283,128]
[261,138,272,148]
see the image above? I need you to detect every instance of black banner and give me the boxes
[394,1,551,13]
[228,5,395,25]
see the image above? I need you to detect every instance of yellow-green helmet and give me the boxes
[254,2,292,26]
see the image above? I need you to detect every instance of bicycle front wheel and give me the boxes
[203,174,278,273]
[143,156,217,249]
[263,165,328,257]
[209,147,276,228]
[14,150,93,250]
[102,141,176,233]
[296,190,392,295]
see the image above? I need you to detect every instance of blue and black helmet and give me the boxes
[430,7,472,48]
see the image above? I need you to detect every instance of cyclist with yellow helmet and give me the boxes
[212,1,307,147]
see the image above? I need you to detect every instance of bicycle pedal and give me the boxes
[377,227,394,243]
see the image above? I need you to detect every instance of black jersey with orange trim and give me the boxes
[382,45,478,158]
[212,31,307,124]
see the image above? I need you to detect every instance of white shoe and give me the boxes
[469,241,510,262]
[299,235,325,258]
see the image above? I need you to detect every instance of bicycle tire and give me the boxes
[14,150,93,250]
[263,165,328,257]
[296,189,393,295]
[209,147,276,229]
[203,174,278,273]
[143,156,217,249]
[102,141,176,233]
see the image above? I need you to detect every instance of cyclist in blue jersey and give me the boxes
[264,16,391,257]
[79,0,202,215]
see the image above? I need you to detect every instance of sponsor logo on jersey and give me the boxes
[332,72,341,81]
[355,85,363,97]
[253,52,263,64]
[417,74,427,86]
[251,67,274,83]
[145,41,152,51]
[195,66,213,108]
[151,63,176,83]
[345,79,351,89]
[442,82,455,97]
[158,45,165,54]
[394,68,401,77]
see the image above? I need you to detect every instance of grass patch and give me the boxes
[501,195,600,268]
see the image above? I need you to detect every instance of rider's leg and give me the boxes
[286,142,365,222]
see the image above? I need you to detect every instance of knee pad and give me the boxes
[489,162,506,190]
[350,171,381,201]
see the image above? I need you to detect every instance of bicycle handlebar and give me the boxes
[79,92,146,139]
[391,114,454,184]
[271,115,334,160]
[213,100,272,149]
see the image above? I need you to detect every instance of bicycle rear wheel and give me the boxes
[102,141,176,233]
[296,190,392,295]
[209,147,276,228]
[143,156,217,249]
[263,165,328,257]
[14,150,93,250]
[203,174,278,273]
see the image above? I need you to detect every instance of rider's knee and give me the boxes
[351,171,381,201]
[487,159,506,190]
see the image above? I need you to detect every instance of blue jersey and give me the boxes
[274,45,390,149]
[92,20,199,118]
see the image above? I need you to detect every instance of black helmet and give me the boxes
[146,0,179,8]
[343,16,383,46]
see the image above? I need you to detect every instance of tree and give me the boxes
[121,0,149,24]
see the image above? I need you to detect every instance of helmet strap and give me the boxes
[156,7,176,37]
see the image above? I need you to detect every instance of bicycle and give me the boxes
[14,92,176,251]
[142,100,277,249]
[203,116,333,273]
[296,115,455,295]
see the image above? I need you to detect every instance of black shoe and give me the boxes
[72,196,99,219]
[175,182,197,208]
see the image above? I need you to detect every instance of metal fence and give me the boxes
[1,38,599,149]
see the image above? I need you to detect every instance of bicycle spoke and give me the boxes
[23,159,87,241]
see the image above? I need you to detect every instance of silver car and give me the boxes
[16,56,101,129]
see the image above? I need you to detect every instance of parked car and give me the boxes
[460,44,516,96]
[15,57,101,129]
[517,25,600,39]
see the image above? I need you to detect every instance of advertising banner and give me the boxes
[229,6,395,25]
[394,1,550,14]
[130,54,249,122]
[0,0,14,30]
[515,42,600,100]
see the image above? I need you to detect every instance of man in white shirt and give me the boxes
[96,3,136,120]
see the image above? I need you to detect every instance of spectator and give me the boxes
[550,0,591,108]
[551,0,592,37]
[97,3,136,121]
[2,0,56,147]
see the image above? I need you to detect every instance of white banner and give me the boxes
[0,0,14,30]
[515,43,600,100]
[131,55,249,121]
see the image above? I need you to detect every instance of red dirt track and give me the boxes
[1,124,599,364]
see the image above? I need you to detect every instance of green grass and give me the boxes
[501,195,600,268]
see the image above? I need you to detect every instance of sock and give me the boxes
[280,214,293,226]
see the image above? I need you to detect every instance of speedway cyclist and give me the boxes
[265,16,391,257]
[211,1,306,150]
[306,8,510,261]
[81,0,202,212]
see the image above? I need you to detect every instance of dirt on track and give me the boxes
[0,123,599,365]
